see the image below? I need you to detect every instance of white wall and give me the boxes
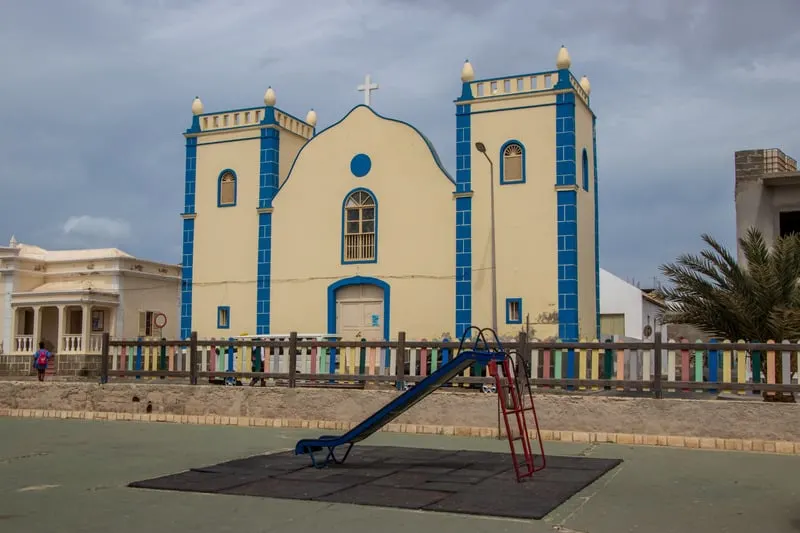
[599,268,644,339]
[599,268,668,341]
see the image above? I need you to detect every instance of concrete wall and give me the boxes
[734,149,800,264]
[0,354,101,377]
[599,268,645,338]
[0,381,798,444]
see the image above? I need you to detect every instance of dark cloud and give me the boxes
[0,0,798,287]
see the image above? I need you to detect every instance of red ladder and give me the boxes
[489,356,546,482]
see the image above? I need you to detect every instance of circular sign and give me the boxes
[154,312,168,329]
[643,325,653,338]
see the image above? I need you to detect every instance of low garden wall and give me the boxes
[1,381,799,454]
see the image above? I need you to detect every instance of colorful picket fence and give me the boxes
[105,334,800,395]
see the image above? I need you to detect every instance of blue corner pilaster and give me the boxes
[180,128,198,340]
[455,95,472,339]
[256,108,279,335]
[556,92,576,186]
[556,85,579,346]
[592,116,600,339]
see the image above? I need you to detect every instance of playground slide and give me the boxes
[294,349,507,467]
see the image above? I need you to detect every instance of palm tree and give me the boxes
[657,227,800,400]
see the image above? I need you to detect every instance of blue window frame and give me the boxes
[499,140,526,185]
[217,169,237,207]
[217,306,230,329]
[505,298,522,324]
[341,188,378,264]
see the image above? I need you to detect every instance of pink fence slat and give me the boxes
[167,345,175,371]
[680,340,690,391]
[419,347,428,377]
[310,346,317,375]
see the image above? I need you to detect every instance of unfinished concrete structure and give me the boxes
[734,148,800,262]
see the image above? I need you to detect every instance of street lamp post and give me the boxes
[475,142,498,334]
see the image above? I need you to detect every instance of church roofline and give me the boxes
[276,104,455,196]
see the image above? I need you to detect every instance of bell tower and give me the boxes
[454,46,599,341]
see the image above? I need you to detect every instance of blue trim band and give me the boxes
[327,276,391,343]
[555,92,576,187]
[505,298,522,324]
[593,117,600,338]
[499,139,526,185]
[455,102,472,339]
[557,190,579,342]
[217,306,230,329]
[180,136,197,339]
[256,108,279,335]
[341,187,378,265]
[217,168,238,207]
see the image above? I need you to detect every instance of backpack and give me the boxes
[36,350,48,367]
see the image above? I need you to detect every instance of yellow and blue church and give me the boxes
[179,46,599,342]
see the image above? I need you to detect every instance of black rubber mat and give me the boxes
[129,446,622,519]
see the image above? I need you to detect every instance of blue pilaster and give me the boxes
[180,126,198,340]
[454,94,472,339]
[256,108,279,335]
[592,116,600,339]
[556,86,579,344]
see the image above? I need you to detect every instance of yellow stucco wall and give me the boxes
[191,134,260,337]
[279,130,307,185]
[270,106,455,340]
[120,275,180,339]
[469,95,559,340]
[575,101,597,339]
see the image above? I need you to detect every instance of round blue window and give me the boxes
[350,153,371,178]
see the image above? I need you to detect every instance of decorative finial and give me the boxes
[264,86,276,106]
[9,235,17,247]
[556,45,571,69]
[461,59,475,82]
[305,109,317,127]
[191,96,204,115]
[579,75,591,95]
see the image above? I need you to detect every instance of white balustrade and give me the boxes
[61,335,83,353]
[89,334,103,353]
[15,335,33,353]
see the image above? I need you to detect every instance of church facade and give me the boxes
[179,46,599,342]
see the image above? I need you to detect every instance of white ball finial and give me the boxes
[305,109,317,127]
[556,45,571,69]
[579,75,591,95]
[461,59,475,82]
[191,96,204,115]
[264,86,276,106]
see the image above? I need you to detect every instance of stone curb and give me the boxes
[1,407,798,456]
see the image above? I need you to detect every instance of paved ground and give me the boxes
[1,418,798,533]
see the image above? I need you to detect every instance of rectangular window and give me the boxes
[217,306,230,329]
[505,298,522,324]
[600,313,625,338]
[138,311,163,338]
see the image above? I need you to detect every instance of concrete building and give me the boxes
[180,46,600,342]
[734,148,800,262]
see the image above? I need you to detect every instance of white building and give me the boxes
[0,237,180,360]
[599,268,667,341]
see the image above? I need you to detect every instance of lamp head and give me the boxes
[475,142,486,153]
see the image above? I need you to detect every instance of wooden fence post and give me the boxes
[100,332,110,384]
[189,331,198,385]
[395,331,406,390]
[653,332,663,399]
[288,332,298,388]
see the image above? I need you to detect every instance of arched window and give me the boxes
[582,149,590,191]
[218,170,237,207]
[342,189,377,263]
[500,141,525,184]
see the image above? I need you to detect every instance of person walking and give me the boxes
[32,342,53,382]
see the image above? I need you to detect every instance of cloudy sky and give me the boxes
[1,0,798,286]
